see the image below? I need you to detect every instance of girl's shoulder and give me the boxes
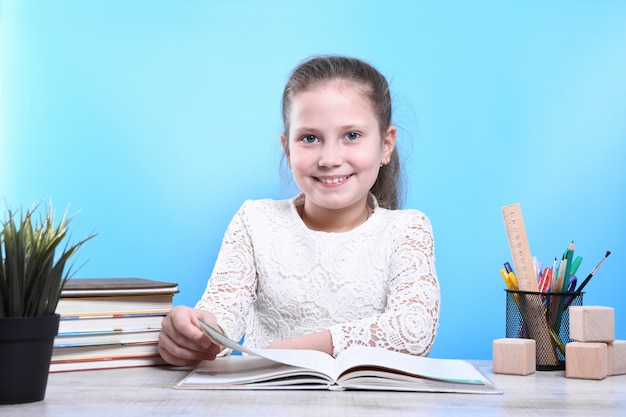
[376,206,432,227]
[235,196,297,223]
[373,207,435,241]
[239,196,294,212]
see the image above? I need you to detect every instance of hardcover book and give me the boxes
[61,278,179,297]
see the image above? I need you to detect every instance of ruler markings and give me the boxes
[502,203,538,292]
[501,202,558,366]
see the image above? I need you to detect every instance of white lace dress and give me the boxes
[195,194,440,357]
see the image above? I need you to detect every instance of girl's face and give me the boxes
[281,81,396,219]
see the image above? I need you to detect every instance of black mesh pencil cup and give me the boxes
[505,290,583,371]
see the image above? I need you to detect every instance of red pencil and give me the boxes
[539,267,552,293]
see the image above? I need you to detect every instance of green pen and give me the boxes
[570,255,583,276]
[561,241,575,292]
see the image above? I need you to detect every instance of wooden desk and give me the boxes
[1,361,624,416]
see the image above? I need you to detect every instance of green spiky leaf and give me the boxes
[0,202,97,317]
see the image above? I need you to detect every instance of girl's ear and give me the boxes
[280,132,291,168]
[381,125,397,165]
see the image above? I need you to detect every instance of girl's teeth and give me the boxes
[320,176,347,184]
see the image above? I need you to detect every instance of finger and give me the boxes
[189,310,224,348]
[157,330,212,366]
[158,307,225,365]
[161,311,208,352]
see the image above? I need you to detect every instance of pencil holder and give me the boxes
[505,290,583,371]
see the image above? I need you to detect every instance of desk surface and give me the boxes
[1,361,625,417]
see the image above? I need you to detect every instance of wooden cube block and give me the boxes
[565,342,607,380]
[569,306,615,342]
[607,340,626,376]
[493,338,536,375]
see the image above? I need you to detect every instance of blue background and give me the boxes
[1,0,625,359]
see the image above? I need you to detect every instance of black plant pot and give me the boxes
[0,314,60,404]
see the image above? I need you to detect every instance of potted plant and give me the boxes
[0,202,96,404]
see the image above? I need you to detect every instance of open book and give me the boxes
[175,319,501,394]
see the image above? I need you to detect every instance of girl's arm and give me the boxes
[195,203,258,343]
[266,329,333,355]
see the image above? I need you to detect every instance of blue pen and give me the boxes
[563,275,579,310]
[567,275,577,292]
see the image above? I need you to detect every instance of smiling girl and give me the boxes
[158,55,440,366]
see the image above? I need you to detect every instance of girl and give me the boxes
[158,55,440,366]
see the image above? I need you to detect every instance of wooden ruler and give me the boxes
[501,203,538,292]
[501,203,558,366]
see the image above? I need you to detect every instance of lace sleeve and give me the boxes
[328,212,440,357]
[194,202,257,342]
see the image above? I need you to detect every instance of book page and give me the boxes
[198,318,337,379]
[177,356,333,389]
[335,346,490,385]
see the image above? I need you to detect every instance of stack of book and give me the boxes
[51,278,178,372]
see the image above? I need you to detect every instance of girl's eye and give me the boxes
[345,132,360,141]
[302,135,318,143]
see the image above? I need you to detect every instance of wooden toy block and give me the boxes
[565,342,607,380]
[607,340,626,376]
[493,338,536,375]
[569,306,615,342]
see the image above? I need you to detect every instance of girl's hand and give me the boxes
[266,330,333,355]
[157,306,223,366]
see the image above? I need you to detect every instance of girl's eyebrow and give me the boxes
[291,126,322,136]
[292,123,368,135]
[338,124,366,132]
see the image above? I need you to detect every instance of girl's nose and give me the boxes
[318,142,343,167]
